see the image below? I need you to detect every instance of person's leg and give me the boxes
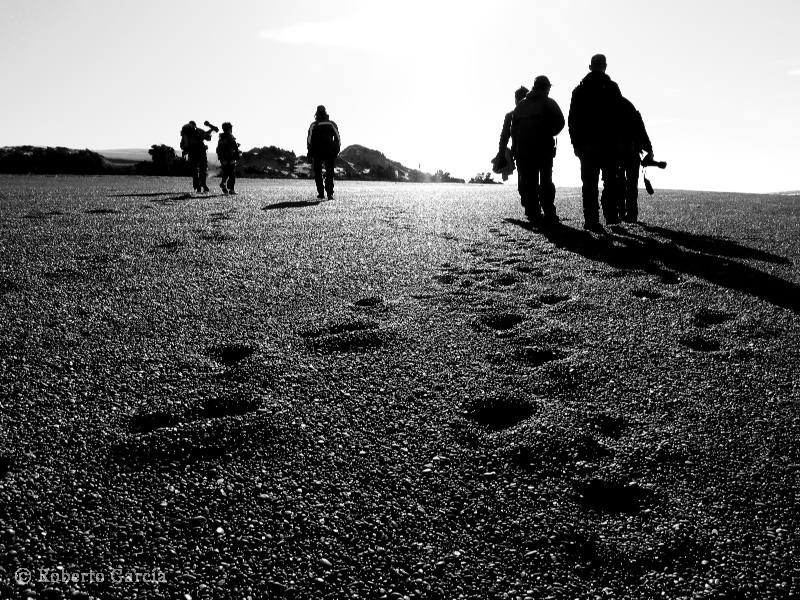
[189,156,200,191]
[199,155,209,192]
[517,162,530,210]
[624,159,639,221]
[313,158,324,198]
[600,163,620,224]
[539,154,556,220]
[580,158,601,227]
[219,162,229,193]
[227,164,236,194]
[324,156,335,198]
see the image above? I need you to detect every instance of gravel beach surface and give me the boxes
[0,175,798,599]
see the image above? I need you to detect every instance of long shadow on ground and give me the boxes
[506,219,800,313]
[108,192,181,198]
[638,223,791,265]
[263,200,321,210]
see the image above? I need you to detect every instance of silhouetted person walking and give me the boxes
[216,122,241,195]
[568,54,623,231]
[307,106,341,200]
[617,97,654,222]
[511,75,565,225]
[180,120,216,193]
[492,86,528,182]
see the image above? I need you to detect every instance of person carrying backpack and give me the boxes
[306,105,341,200]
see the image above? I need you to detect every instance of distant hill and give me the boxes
[2,144,464,182]
[0,146,106,175]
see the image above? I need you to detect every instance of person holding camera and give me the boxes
[179,120,217,193]
[616,97,654,223]
[510,75,565,225]
[568,54,624,232]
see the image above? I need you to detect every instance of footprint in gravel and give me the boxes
[433,273,456,285]
[149,239,183,253]
[574,478,654,513]
[659,271,682,285]
[631,288,663,300]
[302,319,378,338]
[510,430,613,473]
[206,343,257,366]
[514,345,568,366]
[479,312,524,331]
[85,208,120,215]
[202,394,261,418]
[352,296,384,308]
[492,273,518,287]
[679,334,721,352]
[0,277,18,294]
[539,293,571,305]
[130,410,184,434]
[692,309,735,327]
[115,415,278,464]
[302,319,390,352]
[310,329,391,353]
[466,394,538,430]
[585,413,626,438]
[41,267,81,282]
[0,455,12,478]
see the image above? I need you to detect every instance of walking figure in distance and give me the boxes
[306,105,341,200]
[568,54,623,232]
[511,75,565,225]
[180,120,217,193]
[216,122,241,195]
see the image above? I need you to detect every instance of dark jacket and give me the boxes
[568,71,622,157]
[618,97,653,160]
[216,132,241,163]
[307,119,341,158]
[180,125,212,156]
[511,91,565,160]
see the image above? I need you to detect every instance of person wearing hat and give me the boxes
[568,53,624,231]
[306,105,341,200]
[510,75,565,225]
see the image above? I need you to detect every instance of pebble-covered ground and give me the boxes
[0,175,797,600]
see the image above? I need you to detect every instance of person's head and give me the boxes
[222,122,233,133]
[514,86,529,105]
[590,54,607,73]
[532,75,551,96]
[315,105,328,120]
[188,120,197,129]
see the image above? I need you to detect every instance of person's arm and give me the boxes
[550,100,565,137]
[636,111,653,155]
[498,111,512,153]
[306,123,315,154]
[567,90,583,155]
[331,121,341,154]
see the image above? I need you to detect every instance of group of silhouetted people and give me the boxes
[178,105,341,200]
[497,53,664,231]
[179,57,661,214]
[180,120,241,195]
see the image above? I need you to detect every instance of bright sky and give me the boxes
[2,0,799,192]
